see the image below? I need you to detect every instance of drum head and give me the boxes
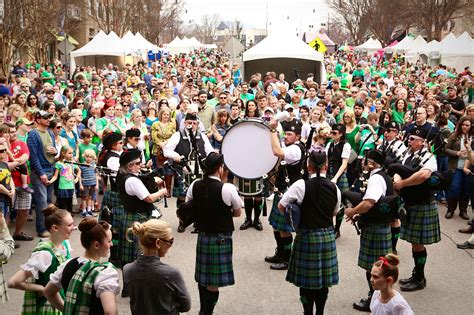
[221,120,278,179]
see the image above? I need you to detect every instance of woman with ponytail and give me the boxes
[370,254,413,314]
[278,150,341,315]
[44,217,119,315]
[123,219,191,315]
[8,204,74,314]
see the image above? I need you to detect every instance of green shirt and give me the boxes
[345,97,355,108]
[391,110,405,124]
[78,143,98,163]
[96,117,126,134]
[55,161,78,190]
[240,93,255,102]
[346,125,360,151]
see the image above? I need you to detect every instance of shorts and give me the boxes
[81,185,96,198]
[14,189,32,210]
[0,198,9,216]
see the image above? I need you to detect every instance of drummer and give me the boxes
[163,113,214,233]
[239,100,265,231]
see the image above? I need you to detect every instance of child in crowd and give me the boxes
[78,129,98,163]
[0,143,14,221]
[79,149,98,217]
[370,254,413,315]
[48,146,81,215]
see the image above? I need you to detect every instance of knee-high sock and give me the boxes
[280,235,293,262]
[244,198,253,220]
[366,270,374,297]
[273,231,282,255]
[253,199,262,220]
[335,210,344,233]
[299,288,316,315]
[314,287,329,315]
[391,226,400,252]
[413,249,427,281]
[198,285,219,315]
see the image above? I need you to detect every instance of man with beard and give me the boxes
[196,89,216,136]
[446,85,465,123]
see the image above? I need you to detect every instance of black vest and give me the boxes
[60,258,103,315]
[102,151,120,191]
[276,143,305,192]
[400,152,435,206]
[328,141,344,179]
[299,177,338,229]
[174,130,206,159]
[116,173,155,214]
[193,178,234,233]
[359,170,394,226]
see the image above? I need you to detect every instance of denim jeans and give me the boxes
[30,170,53,234]
[448,169,470,200]
[436,156,448,200]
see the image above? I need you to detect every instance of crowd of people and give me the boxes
[0,46,472,314]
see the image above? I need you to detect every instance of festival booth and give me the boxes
[418,40,441,66]
[390,36,414,54]
[404,35,427,63]
[304,31,336,53]
[243,30,326,84]
[441,32,474,72]
[355,38,382,55]
[70,31,126,74]
[163,36,193,55]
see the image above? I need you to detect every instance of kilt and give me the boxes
[400,201,440,245]
[358,225,391,270]
[57,188,74,199]
[14,190,32,210]
[269,194,294,232]
[286,227,339,290]
[119,211,150,264]
[173,168,186,198]
[336,173,349,192]
[22,291,61,315]
[195,232,235,287]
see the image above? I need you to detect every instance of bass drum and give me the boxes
[221,119,279,180]
[237,178,263,196]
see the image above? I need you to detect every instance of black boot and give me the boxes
[198,285,219,315]
[459,199,470,220]
[240,199,253,230]
[391,226,400,254]
[401,250,427,292]
[265,232,283,263]
[399,267,416,285]
[270,235,292,270]
[334,210,344,238]
[445,198,458,219]
[253,199,263,231]
[353,271,373,312]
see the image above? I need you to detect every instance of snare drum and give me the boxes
[221,118,279,180]
[238,178,263,196]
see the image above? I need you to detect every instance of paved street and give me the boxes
[2,198,473,314]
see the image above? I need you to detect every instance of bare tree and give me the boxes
[200,13,221,44]
[366,0,411,46]
[325,17,351,45]
[326,0,370,45]
[407,0,467,41]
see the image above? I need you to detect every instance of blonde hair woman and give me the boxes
[301,107,329,143]
[123,219,191,314]
[341,110,360,151]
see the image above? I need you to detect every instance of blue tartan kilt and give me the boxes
[358,225,392,270]
[268,194,294,232]
[119,211,150,264]
[172,168,186,198]
[400,201,441,245]
[336,173,349,192]
[286,227,339,290]
[195,232,235,287]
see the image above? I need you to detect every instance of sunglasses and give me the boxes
[123,104,130,107]
[330,131,338,135]
[77,102,84,105]
[160,237,174,246]
[157,82,164,85]
[131,161,141,166]
[408,136,420,141]
[55,126,62,129]
[132,137,140,141]
[219,97,227,99]
[0,149,6,153]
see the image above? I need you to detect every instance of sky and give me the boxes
[183,0,331,33]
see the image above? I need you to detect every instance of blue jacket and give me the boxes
[27,128,56,177]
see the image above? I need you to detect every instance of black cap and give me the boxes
[125,128,141,138]
[102,132,122,149]
[332,123,346,134]
[409,126,428,139]
[203,152,224,170]
[308,150,327,168]
[385,121,400,131]
[119,149,142,166]
[185,113,198,121]
[366,150,385,166]
[283,120,302,135]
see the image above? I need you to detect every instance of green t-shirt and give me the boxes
[346,125,360,151]
[96,117,126,134]
[240,93,255,102]
[335,63,343,77]
[78,143,98,163]
[55,161,78,190]
[359,126,378,156]
[345,97,355,108]
[392,110,405,124]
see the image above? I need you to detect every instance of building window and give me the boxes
[89,28,95,41]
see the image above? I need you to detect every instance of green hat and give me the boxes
[208,77,217,84]
[430,73,437,78]
[340,78,349,91]
[294,85,305,92]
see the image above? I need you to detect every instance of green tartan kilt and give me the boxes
[336,173,349,192]
[195,232,235,287]
[268,194,294,232]
[172,168,186,198]
[119,211,150,264]
[400,201,441,245]
[286,227,339,290]
[22,290,62,315]
[358,225,392,270]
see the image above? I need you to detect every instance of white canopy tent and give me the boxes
[391,36,414,54]
[404,35,427,63]
[441,32,474,72]
[418,40,441,66]
[164,36,193,55]
[121,31,159,56]
[355,38,382,54]
[243,29,326,83]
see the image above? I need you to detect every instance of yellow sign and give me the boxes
[308,37,327,53]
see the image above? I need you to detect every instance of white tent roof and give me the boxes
[405,35,427,54]
[356,38,382,51]
[419,40,441,55]
[167,36,183,46]
[439,33,459,54]
[442,32,474,56]
[189,37,204,47]
[70,30,124,58]
[243,32,324,62]
[121,31,159,55]
[392,36,414,53]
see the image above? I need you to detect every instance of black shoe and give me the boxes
[177,224,185,233]
[352,298,371,312]
[270,261,288,270]
[13,232,34,241]
[335,231,341,239]
[240,218,253,230]
[264,250,283,263]
[445,211,454,219]
[400,278,426,292]
[253,219,263,231]
[457,241,474,249]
